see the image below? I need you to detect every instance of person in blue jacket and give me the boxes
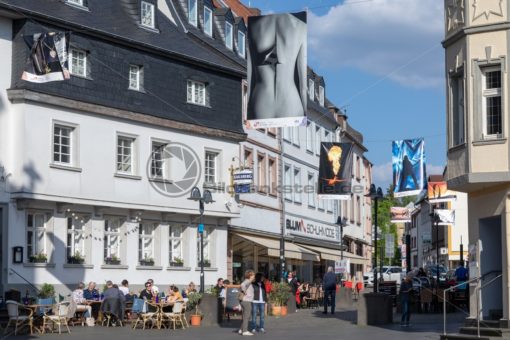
[322,266,337,315]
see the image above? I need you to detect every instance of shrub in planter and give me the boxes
[203,260,211,268]
[68,251,85,264]
[105,255,121,265]
[269,282,292,317]
[186,292,203,326]
[140,256,155,266]
[38,283,55,300]
[29,252,48,263]
[170,257,184,267]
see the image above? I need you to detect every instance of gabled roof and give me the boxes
[0,0,246,75]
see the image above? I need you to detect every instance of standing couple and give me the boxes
[239,270,268,336]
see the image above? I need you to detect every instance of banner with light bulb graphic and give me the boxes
[318,142,354,200]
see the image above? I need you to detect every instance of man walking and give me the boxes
[322,266,337,315]
[400,276,413,327]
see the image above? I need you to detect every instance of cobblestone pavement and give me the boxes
[7,307,467,340]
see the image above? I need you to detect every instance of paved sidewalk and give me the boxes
[6,307,467,340]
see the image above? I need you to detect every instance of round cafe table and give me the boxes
[145,301,175,329]
[85,300,103,323]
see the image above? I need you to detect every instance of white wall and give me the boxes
[0,16,12,203]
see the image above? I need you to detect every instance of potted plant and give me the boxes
[37,283,55,306]
[203,259,211,268]
[186,292,203,326]
[268,282,291,317]
[105,255,121,265]
[140,256,155,266]
[170,257,184,267]
[67,251,85,264]
[29,252,47,263]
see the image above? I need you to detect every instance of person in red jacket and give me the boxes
[264,278,272,294]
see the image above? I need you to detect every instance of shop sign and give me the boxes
[233,169,253,193]
[335,259,350,275]
[285,217,339,241]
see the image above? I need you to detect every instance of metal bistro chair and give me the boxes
[131,299,158,330]
[43,301,71,334]
[4,301,34,335]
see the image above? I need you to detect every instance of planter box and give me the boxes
[170,262,184,267]
[105,259,121,265]
[140,261,155,266]
[67,258,85,264]
[29,258,47,264]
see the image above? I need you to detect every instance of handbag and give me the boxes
[86,317,95,327]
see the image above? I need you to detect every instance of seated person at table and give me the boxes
[166,286,184,303]
[147,279,159,295]
[102,280,125,321]
[183,281,197,297]
[83,281,99,300]
[72,282,92,318]
[140,281,155,300]
[119,279,130,296]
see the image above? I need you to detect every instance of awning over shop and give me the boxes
[299,244,367,265]
[234,233,320,262]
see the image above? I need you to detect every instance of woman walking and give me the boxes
[239,270,255,336]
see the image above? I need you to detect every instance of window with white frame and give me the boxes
[306,122,313,152]
[237,31,246,58]
[292,127,300,146]
[327,199,333,213]
[67,0,85,6]
[188,0,198,26]
[139,222,156,262]
[204,6,213,36]
[283,127,291,142]
[268,157,277,196]
[141,1,155,28]
[69,48,87,77]
[257,153,267,193]
[315,126,321,155]
[129,64,142,91]
[151,142,167,178]
[307,173,315,207]
[197,226,212,266]
[104,216,123,262]
[481,68,502,139]
[284,164,292,201]
[53,124,74,165]
[26,212,48,260]
[117,135,136,174]
[318,85,325,106]
[187,80,206,106]
[169,226,183,264]
[451,74,465,146]
[242,81,248,120]
[67,215,87,261]
[294,168,301,203]
[225,22,233,50]
[308,79,315,100]
[318,193,325,210]
[204,151,219,185]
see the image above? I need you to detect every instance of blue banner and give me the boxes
[392,139,426,197]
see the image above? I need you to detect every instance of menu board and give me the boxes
[225,285,242,313]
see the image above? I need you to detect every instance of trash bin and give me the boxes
[357,293,393,326]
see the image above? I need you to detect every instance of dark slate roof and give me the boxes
[0,0,246,75]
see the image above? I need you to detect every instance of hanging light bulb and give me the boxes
[72,213,75,217]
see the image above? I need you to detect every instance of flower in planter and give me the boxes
[141,256,155,265]
[68,251,85,264]
[204,259,211,267]
[105,255,121,265]
[171,257,184,266]
[30,252,48,263]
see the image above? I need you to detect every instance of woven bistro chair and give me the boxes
[4,301,34,335]
[42,302,71,334]
[132,299,159,330]
[161,301,186,330]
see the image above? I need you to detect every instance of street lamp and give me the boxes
[365,184,383,293]
[336,216,348,260]
[189,186,214,293]
[430,208,441,289]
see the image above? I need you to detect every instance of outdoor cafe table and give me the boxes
[145,301,175,329]
[27,304,53,334]
[86,300,103,323]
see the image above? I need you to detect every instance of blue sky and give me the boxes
[248,0,446,190]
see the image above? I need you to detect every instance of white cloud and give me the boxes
[372,162,445,190]
[308,0,444,88]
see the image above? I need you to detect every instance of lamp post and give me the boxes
[430,208,440,289]
[366,184,383,293]
[336,216,348,260]
[189,187,214,293]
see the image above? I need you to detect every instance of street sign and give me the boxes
[198,223,204,233]
[233,169,253,194]
[334,259,350,275]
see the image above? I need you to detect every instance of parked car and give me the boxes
[425,265,448,283]
[363,266,405,286]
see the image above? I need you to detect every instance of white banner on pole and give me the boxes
[385,233,395,258]
[335,259,350,275]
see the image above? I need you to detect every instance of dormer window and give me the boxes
[308,79,315,100]
[237,31,246,58]
[141,1,155,28]
[204,6,213,36]
[225,22,233,50]
[67,0,85,6]
[188,0,198,27]
[319,85,325,106]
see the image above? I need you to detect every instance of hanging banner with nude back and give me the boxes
[392,139,427,198]
[245,12,307,129]
[427,181,456,204]
[22,32,71,83]
[318,142,354,200]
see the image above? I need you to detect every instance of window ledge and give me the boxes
[448,143,466,153]
[268,193,278,198]
[284,198,293,203]
[71,74,93,81]
[50,163,82,172]
[167,266,191,271]
[308,205,315,209]
[128,87,146,94]
[472,138,507,146]
[306,149,314,155]
[23,263,56,268]
[203,183,223,191]
[149,177,173,184]
[101,264,129,270]
[195,267,218,272]
[65,2,90,11]
[136,265,163,270]
[294,202,303,206]
[63,264,94,269]
[186,101,211,109]
[292,143,300,148]
[137,24,160,33]
[114,173,142,180]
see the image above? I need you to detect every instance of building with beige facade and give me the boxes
[443,0,510,325]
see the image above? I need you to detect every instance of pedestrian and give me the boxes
[400,276,413,327]
[250,273,267,334]
[455,262,468,282]
[119,279,129,296]
[322,266,336,315]
[239,270,255,336]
